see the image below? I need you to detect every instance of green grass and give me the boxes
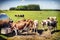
[0,35,8,39]
[5,11,60,29]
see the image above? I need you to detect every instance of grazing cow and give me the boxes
[15,15,17,17]
[41,20,48,30]
[41,20,48,27]
[33,20,38,33]
[47,17,57,29]
[41,17,57,31]
[47,18,58,30]
[11,19,26,35]
[25,19,34,33]
[15,14,24,17]
[19,15,24,17]
[11,19,34,35]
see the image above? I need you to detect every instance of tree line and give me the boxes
[9,4,40,11]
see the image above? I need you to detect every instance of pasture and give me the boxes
[0,11,60,40]
[5,11,60,29]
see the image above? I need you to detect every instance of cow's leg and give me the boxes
[34,28,36,32]
[48,26,53,33]
[35,26,38,33]
[34,26,37,33]
[33,25,36,33]
[53,27,57,31]
[14,28,18,35]
[27,27,30,33]
[15,29,17,35]
[54,25,57,31]
[35,28,37,33]
[42,25,45,30]
[55,26,57,30]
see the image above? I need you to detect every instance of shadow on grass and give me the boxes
[51,30,60,34]
[37,29,44,35]
[0,29,44,37]
[1,29,60,37]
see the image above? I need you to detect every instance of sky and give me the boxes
[0,0,60,10]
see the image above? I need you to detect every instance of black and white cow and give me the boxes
[41,17,57,31]
[47,17,58,30]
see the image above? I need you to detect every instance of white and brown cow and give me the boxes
[11,19,34,35]
[33,20,39,33]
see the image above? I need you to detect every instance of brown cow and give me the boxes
[11,19,34,35]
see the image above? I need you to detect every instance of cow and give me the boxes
[11,19,34,35]
[33,20,39,33]
[47,17,57,29]
[19,14,24,17]
[41,17,57,31]
[47,17,58,31]
[15,14,24,17]
[11,19,26,35]
[25,19,34,33]
[41,20,48,30]
[41,20,48,27]
[15,15,17,17]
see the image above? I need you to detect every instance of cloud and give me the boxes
[21,0,25,2]
[0,0,60,10]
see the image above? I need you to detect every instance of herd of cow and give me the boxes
[1,16,58,35]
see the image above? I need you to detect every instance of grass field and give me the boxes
[5,11,60,29]
[0,11,60,40]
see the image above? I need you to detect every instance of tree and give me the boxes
[0,10,4,13]
[17,6,27,10]
[9,4,40,11]
[9,7,16,10]
[27,4,40,10]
